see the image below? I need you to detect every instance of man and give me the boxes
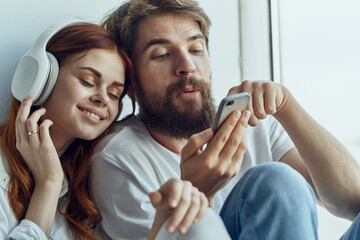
[89,0,360,239]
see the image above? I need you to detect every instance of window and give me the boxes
[239,0,360,238]
[277,0,360,161]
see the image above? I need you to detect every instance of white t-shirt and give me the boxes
[0,151,74,240]
[89,115,294,240]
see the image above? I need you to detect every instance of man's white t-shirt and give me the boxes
[89,115,294,240]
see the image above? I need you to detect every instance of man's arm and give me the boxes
[276,90,360,220]
[230,80,360,220]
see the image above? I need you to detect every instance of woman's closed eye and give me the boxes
[107,87,123,100]
[80,78,95,87]
[108,92,119,100]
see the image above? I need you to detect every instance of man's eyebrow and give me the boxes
[143,38,170,53]
[189,34,206,42]
[79,67,102,78]
[142,34,206,53]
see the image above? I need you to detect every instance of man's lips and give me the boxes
[178,89,201,100]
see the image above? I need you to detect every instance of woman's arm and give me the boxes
[14,97,64,237]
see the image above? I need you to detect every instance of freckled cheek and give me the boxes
[66,83,89,100]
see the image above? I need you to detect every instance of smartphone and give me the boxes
[212,92,250,133]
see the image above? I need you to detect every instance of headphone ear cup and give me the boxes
[11,19,83,105]
[32,52,59,106]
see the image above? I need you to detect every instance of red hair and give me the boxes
[0,23,134,240]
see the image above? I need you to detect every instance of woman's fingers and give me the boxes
[166,181,192,232]
[194,192,208,223]
[177,188,202,234]
[27,108,46,144]
[39,119,53,143]
[154,179,209,234]
[15,97,34,145]
[166,183,209,235]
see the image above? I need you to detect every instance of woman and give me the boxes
[0,22,208,240]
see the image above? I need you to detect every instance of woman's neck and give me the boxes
[49,126,75,157]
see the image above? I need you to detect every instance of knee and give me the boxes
[241,162,316,204]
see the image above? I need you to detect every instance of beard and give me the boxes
[136,76,216,139]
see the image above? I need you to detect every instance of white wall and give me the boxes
[0,0,241,122]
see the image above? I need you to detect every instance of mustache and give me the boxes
[166,76,211,99]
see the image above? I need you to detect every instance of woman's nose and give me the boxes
[90,88,110,105]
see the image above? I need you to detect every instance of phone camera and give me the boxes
[226,100,234,106]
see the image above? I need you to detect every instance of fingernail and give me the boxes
[170,199,177,207]
[234,110,241,119]
[243,110,251,120]
[194,217,199,223]
[167,225,175,233]
[179,226,187,234]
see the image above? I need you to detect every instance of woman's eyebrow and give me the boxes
[113,82,125,87]
[79,66,125,87]
[79,67,102,78]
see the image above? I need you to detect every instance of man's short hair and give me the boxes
[102,0,211,58]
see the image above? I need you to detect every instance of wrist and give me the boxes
[273,85,291,119]
[34,170,64,186]
[35,177,63,194]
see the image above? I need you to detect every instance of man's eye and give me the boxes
[191,49,203,54]
[153,53,169,60]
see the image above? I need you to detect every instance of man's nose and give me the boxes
[175,52,196,77]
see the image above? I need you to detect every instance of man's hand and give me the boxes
[228,80,289,126]
[180,110,250,206]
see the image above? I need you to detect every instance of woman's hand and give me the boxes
[149,178,208,236]
[15,96,63,185]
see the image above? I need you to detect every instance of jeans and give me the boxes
[220,162,318,240]
[340,212,360,240]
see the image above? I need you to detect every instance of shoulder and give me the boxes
[93,115,149,158]
[91,115,177,171]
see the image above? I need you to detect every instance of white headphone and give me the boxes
[11,19,85,106]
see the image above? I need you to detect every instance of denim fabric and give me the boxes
[220,162,318,240]
[340,212,360,240]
